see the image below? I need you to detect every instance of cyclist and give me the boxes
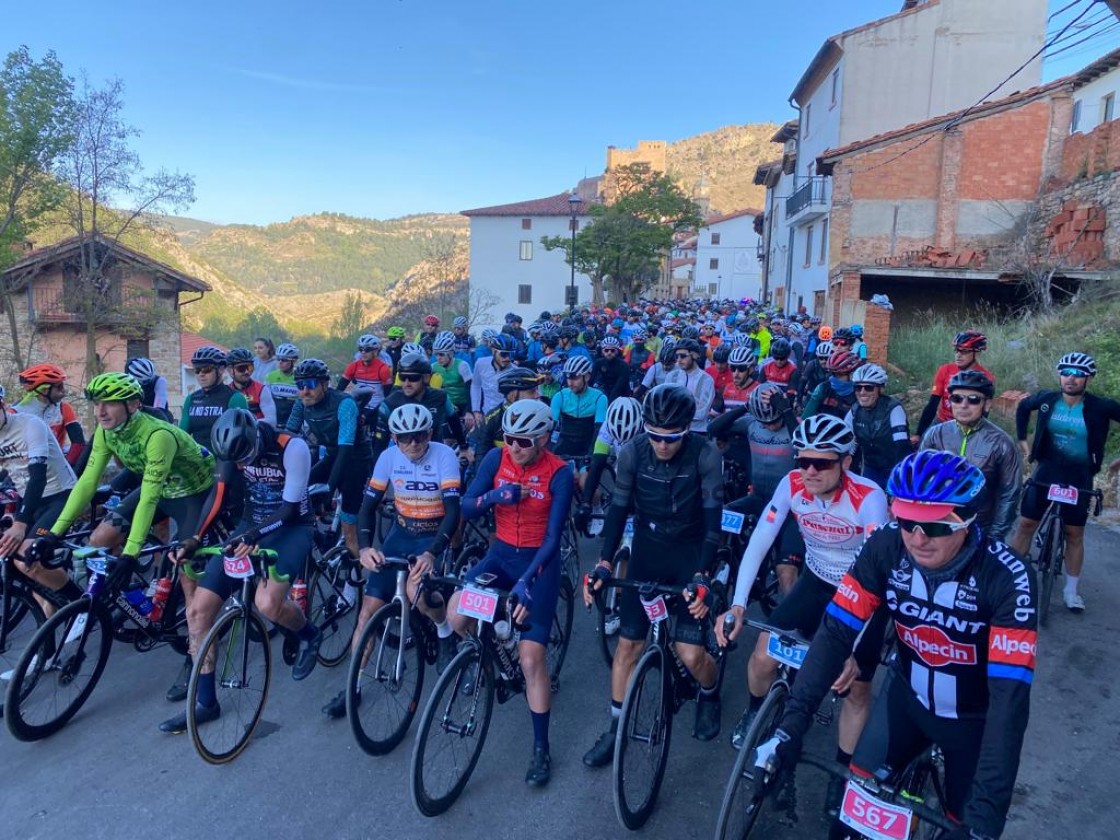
[432,331,473,421]
[338,334,393,413]
[451,399,575,787]
[265,342,300,429]
[384,326,407,377]
[550,355,608,459]
[451,315,477,363]
[471,333,517,425]
[321,404,461,719]
[665,338,715,432]
[718,414,888,814]
[286,358,372,558]
[1008,352,1120,612]
[921,370,1021,542]
[573,395,644,537]
[126,357,173,422]
[15,363,86,468]
[721,346,761,410]
[583,384,725,767]
[706,344,734,409]
[759,451,1037,840]
[180,347,248,447]
[592,335,631,401]
[849,323,868,360]
[471,367,541,464]
[633,341,678,400]
[802,349,860,420]
[157,408,319,734]
[558,326,590,362]
[758,337,800,401]
[623,329,654,391]
[226,347,277,426]
[917,331,993,437]
[845,363,911,489]
[798,339,833,407]
[416,314,441,355]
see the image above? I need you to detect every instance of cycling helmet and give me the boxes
[947,369,994,398]
[490,334,517,354]
[852,364,889,387]
[817,325,833,341]
[19,363,66,390]
[293,358,330,381]
[632,329,647,343]
[676,338,703,357]
[749,383,785,424]
[581,330,598,345]
[850,324,864,338]
[658,344,678,365]
[85,372,143,402]
[539,321,559,338]
[887,450,985,520]
[125,357,156,383]
[953,331,987,352]
[498,367,541,395]
[424,315,440,327]
[1056,352,1096,377]
[792,414,856,455]
[600,335,621,350]
[225,347,254,366]
[402,341,425,357]
[558,326,578,342]
[357,334,380,351]
[642,384,696,431]
[681,326,701,340]
[605,397,643,444]
[433,331,456,353]
[211,408,259,463]
[729,333,752,348]
[711,344,731,364]
[728,346,758,367]
[769,337,792,361]
[388,403,434,435]
[815,340,834,361]
[502,399,554,437]
[833,327,855,343]
[398,352,432,375]
[826,349,861,374]
[481,328,499,344]
[191,346,227,367]
[276,342,300,360]
[563,355,593,378]
[453,316,468,328]
[386,326,406,339]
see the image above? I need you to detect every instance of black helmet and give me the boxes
[398,352,432,375]
[211,408,259,463]
[712,344,732,364]
[558,326,578,341]
[681,326,700,340]
[293,358,330,380]
[226,347,254,366]
[947,369,994,398]
[191,346,227,367]
[676,338,702,357]
[498,366,541,395]
[770,337,792,361]
[642,384,695,431]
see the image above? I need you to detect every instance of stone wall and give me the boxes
[1037,172,1120,265]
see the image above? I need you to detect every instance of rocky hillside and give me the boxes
[667,122,782,214]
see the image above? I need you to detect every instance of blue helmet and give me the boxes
[888,451,985,516]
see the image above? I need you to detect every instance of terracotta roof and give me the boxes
[461,192,594,217]
[1,233,210,293]
[706,208,761,226]
[1071,47,1120,89]
[181,332,230,366]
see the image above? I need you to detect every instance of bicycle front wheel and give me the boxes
[410,644,494,817]
[613,644,671,830]
[596,547,628,668]
[547,576,574,691]
[348,602,425,755]
[1038,518,1062,627]
[5,597,112,741]
[897,747,947,840]
[188,608,272,764]
[714,682,789,840]
[0,585,46,678]
[309,547,360,666]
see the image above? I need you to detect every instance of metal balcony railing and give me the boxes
[786,176,828,219]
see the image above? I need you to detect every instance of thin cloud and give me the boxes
[231,67,385,93]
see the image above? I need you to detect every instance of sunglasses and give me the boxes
[675,352,692,359]
[399,373,424,383]
[233,364,254,374]
[854,384,878,392]
[360,348,376,353]
[503,433,537,449]
[193,366,217,376]
[797,456,840,472]
[296,379,323,391]
[897,516,973,538]
[949,393,985,405]
[493,350,510,358]
[832,339,850,347]
[1059,368,1088,378]
[730,364,754,373]
[645,427,686,444]
[395,431,429,445]
[602,348,619,354]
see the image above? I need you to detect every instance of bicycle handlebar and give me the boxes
[1024,479,1104,516]
[745,619,812,647]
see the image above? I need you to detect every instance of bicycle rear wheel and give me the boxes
[347,602,425,755]
[188,608,271,764]
[547,576,574,691]
[310,547,360,666]
[714,683,789,840]
[5,597,112,741]
[1038,518,1062,627]
[613,644,671,830]
[410,644,494,816]
[451,541,486,579]
[0,586,46,679]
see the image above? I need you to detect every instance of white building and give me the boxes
[761,0,1048,316]
[692,210,763,301]
[1070,50,1120,134]
[461,192,593,331]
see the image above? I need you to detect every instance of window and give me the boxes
[518,284,532,304]
[804,103,812,136]
[708,283,718,295]
[1071,99,1082,133]
[519,240,533,260]
[830,68,839,107]
[1104,93,1116,124]
[709,258,719,270]
[711,232,721,245]
[127,338,150,359]
[804,225,814,268]
[521,218,532,230]
[819,218,829,264]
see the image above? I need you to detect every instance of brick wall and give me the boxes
[1058,118,1120,184]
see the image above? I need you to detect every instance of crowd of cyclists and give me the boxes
[3,301,1120,840]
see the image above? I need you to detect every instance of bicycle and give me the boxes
[1026,479,1103,626]
[410,571,566,816]
[600,576,729,830]
[303,485,363,666]
[592,513,633,668]
[4,540,180,741]
[185,545,278,764]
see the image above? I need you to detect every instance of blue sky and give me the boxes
[16,0,1119,225]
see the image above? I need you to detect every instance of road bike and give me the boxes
[1026,480,1103,626]
[302,485,362,666]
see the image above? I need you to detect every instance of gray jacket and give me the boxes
[920,419,1022,540]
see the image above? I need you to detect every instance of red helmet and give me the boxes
[19,363,66,390]
[953,331,987,352]
[424,315,440,327]
[826,349,861,374]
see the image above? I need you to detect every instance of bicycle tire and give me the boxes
[1038,517,1062,627]
[164,577,190,656]
[188,607,272,764]
[347,602,425,755]
[547,576,574,691]
[309,547,360,666]
[451,541,486,579]
[596,547,628,668]
[5,597,112,741]
[0,585,46,677]
[896,747,947,840]
[560,520,581,590]
[410,644,494,816]
[613,644,671,830]
[714,682,789,840]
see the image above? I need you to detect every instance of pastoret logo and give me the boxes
[799,512,858,545]
[896,623,977,667]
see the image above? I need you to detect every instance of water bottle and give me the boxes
[148,577,173,623]
[494,619,513,643]
[291,579,309,615]
[124,586,153,616]
[105,494,121,510]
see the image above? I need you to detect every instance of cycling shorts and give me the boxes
[310,457,371,524]
[464,538,559,648]
[1020,462,1093,527]
[726,495,805,568]
[364,527,432,602]
[106,487,209,540]
[190,524,313,598]
[29,491,69,537]
[619,529,706,647]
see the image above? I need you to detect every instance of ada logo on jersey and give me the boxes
[896,623,977,667]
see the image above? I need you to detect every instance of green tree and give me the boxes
[331,291,366,340]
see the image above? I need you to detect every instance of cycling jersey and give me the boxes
[759,360,799,397]
[802,377,856,420]
[720,378,759,410]
[732,469,887,608]
[665,367,715,431]
[931,362,995,424]
[233,379,277,426]
[550,386,607,458]
[433,358,472,410]
[288,388,368,455]
[264,368,298,429]
[846,396,911,487]
[591,423,625,459]
[0,412,76,518]
[638,362,673,394]
[340,357,393,409]
[367,441,460,535]
[470,357,507,414]
[180,383,248,446]
[471,445,571,549]
[592,356,631,402]
[15,397,84,464]
[705,365,733,401]
[140,377,170,412]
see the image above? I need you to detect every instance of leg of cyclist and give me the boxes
[517,556,560,787]
[1007,516,1039,557]
[675,622,721,742]
[252,526,319,680]
[1063,523,1086,609]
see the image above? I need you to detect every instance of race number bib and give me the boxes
[640,594,669,623]
[223,555,255,579]
[721,508,746,535]
[1047,484,1079,505]
[458,584,499,623]
[766,633,809,669]
[838,782,913,840]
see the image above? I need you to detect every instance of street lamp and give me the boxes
[568,191,582,312]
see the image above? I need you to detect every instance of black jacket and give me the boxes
[1016,390,1120,475]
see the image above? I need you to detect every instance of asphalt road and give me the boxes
[4,524,1120,840]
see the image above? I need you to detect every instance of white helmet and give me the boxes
[792,414,855,455]
[357,334,380,351]
[563,355,592,378]
[815,340,834,360]
[728,346,758,367]
[433,331,456,352]
[852,364,888,387]
[502,399,554,437]
[388,403,434,435]
[402,342,425,357]
[605,397,643,444]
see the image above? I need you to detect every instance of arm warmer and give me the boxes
[17,462,47,524]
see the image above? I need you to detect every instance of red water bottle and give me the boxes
[148,577,173,623]
[291,579,308,615]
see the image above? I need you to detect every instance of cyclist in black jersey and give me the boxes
[370,352,468,461]
[180,346,248,447]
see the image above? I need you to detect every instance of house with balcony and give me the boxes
[0,234,210,411]
[760,0,1048,319]
[692,209,762,301]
